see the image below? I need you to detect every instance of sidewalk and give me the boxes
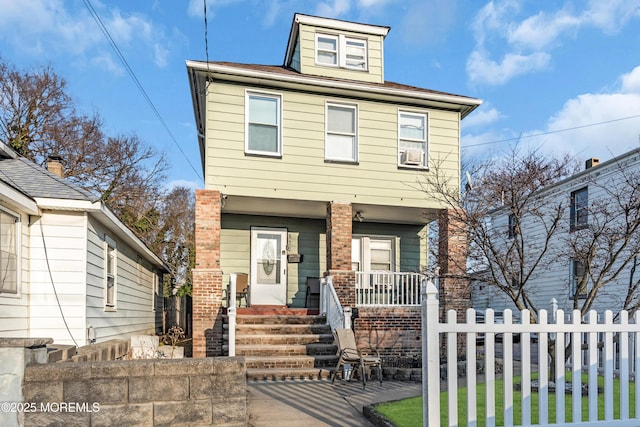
[247,380,422,426]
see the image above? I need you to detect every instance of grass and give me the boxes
[374,373,637,427]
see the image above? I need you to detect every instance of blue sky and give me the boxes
[1,0,639,189]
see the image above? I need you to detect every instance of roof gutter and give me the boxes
[185,61,482,117]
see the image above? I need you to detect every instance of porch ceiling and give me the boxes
[221,195,436,224]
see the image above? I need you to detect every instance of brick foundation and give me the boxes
[355,307,422,358]
[193,190,223,357]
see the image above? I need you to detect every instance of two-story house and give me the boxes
[472,148,640,319]
[187,13,481,358]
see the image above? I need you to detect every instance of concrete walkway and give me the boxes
[247,380,422,426]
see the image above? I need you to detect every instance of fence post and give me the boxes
[550,298,558,341]
[320,278,326,315]
[228,273,237,357]
[422,280,440,427]
[344,307,352,330]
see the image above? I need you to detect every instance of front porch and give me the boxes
[192,189,469,359]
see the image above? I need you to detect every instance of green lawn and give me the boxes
[374,374,637,427]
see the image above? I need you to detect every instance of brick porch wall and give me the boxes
[193,190,224,358]
[325,201,355,307]
[355,307,421,358]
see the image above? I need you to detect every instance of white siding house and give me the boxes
[473,148,640,316]
[0,142,167,346]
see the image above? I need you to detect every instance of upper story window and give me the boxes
[104,235,117,310]
[0,208,19,295]
[398,111,427,168]
[326,103,358,162]
[570,187,588,231]
[245,91,282,156]
[315,34,367,71]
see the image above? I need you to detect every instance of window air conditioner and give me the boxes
[401,149,423,165]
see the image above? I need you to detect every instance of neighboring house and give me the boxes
[0,142,168,346]
[472,148,640,316]
[187,13,481,357]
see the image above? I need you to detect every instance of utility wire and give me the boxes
[82,0,203,183]
[464,113,640,148]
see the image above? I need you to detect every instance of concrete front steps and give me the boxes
[225,308,338,381]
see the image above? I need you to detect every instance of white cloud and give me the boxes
[463,106,505,129]
[0,0,178,75]
[620,66,640,94]
[468,0,640,86]
[467,50,550,86]
[314,0,352,18]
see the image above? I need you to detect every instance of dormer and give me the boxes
[284,13,390,84]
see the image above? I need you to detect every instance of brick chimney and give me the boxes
[47,156,64,177]
[585,158,600,170]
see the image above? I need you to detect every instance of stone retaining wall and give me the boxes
[22,357,247,426]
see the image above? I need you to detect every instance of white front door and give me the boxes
[250,227,288,305]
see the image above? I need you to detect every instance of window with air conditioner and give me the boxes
[315,34,367,71]
[398,111,427,168]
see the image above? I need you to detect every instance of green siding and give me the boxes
[205,82,460,209]
[221,214,426,307]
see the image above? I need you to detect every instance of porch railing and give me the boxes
[356,271,425,306]
[320,276,351,331]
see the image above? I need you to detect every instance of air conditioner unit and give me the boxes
[401,149,423,165]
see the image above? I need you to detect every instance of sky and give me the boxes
[0,0,639,189]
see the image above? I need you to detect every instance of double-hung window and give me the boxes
[508,213,517,239]
[326,103,357,162]
[315,34,367,71]
[104,235,117,310]
[570,187,588,231]
[398,111,427,168]
[0,208,19,295]
[246,91,282,156]
[352,236,395,272]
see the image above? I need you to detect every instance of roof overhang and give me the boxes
[0,181,38,215]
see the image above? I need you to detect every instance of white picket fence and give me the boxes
[422,280,640,427]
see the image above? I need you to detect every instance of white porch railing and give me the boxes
[227,273,238,357]
[356,271,425,306]
[320,276,352,331]
[422,280,640,427]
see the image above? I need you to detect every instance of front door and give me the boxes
[250,227,288,305]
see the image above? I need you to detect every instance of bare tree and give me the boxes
[422,147,578,320]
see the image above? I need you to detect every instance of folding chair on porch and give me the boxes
[331,328,382,388]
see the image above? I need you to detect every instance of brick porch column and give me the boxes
[325,201,355,307]
[193,189,224,357]
[438,208,470,321]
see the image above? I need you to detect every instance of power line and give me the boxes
[82,0,203,183]
[464,113,640,148]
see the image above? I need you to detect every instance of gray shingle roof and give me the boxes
[0,156,99,202]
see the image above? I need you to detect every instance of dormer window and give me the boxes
[315,34,367,71]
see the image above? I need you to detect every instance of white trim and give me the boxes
[325,101,358,162]
[397,109,428,169]
[244,90,283,157]
[0,181,38,214]
[295,14,390,37]
[315,33,368,71]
